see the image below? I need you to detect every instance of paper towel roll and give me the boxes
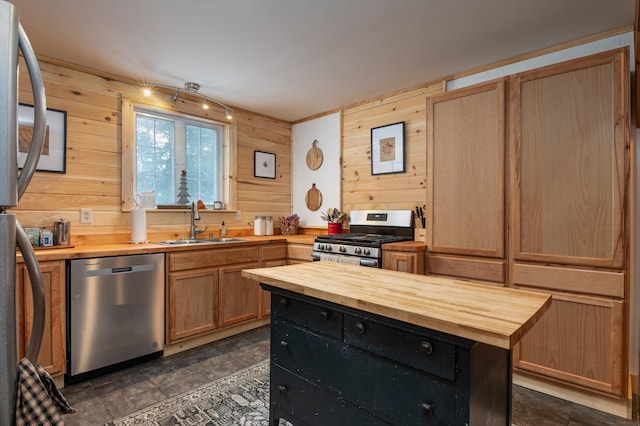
[130,208,147,243]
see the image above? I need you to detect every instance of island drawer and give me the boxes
[343,314,457,381]
[271,365,389,426]
[271,294,342,339]
[273,319,461,424]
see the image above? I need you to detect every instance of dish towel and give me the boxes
[15,357,75,426]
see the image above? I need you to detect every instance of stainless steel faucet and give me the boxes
[189,201,207,239]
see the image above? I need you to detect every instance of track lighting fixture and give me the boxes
[142,82,233,120]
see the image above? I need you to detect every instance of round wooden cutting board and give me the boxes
[306,140,323,170]
[305,183,322,211]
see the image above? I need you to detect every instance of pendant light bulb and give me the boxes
[202,97,210,110]
[225,107,233,120]
[142,87,152,97]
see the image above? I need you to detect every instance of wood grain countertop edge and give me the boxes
[242,262,551,350]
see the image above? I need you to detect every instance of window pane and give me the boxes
[134,109,224,207]
[185,123,222,205]
[135,114,174,201]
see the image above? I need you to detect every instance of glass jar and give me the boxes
[254,216,265,236]
[40,229,54,247]
[264,216,274,236]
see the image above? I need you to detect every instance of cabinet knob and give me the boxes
[280,340,289,351]
[355,321,365,334]
[278,385,287,395]
[419,341,433,355]
[320,310,329,320]
[279,298,288,308]
[420,402,433,416]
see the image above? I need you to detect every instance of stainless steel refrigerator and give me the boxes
[0,1,48,424]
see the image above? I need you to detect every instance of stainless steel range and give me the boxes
[312,210,414,267]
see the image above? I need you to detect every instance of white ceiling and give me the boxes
[8,0,636,122]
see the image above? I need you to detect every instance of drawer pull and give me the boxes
[319,310,329,320]
[420,402,433,416]
[355,321,365,334]
[280,340,289,351]
[419,341,433,355]
[279,298,288,308]
[278,385,287,395]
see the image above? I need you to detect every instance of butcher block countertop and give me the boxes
[242,262,551,350]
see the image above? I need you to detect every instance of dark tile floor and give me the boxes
[60,326,638,425]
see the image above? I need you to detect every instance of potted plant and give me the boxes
[320,208,346,234]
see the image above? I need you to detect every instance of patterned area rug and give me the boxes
[106,360,271,426]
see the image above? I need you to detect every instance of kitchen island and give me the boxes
[242,262,551,425]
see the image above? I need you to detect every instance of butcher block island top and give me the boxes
[242,262,551,349]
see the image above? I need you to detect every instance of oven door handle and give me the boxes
[360,259,378,267]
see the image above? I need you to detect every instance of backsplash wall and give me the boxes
[16,59,292,244]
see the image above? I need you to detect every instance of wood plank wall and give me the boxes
[16,59,291,245]
[341,84,443,214]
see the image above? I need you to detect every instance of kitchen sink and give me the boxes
[155,237,250,246]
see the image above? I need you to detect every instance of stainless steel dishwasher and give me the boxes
[67,253,164,381]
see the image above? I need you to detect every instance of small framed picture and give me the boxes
[370,121,405,175]
[18,103,67,173]
[254,150,276,179]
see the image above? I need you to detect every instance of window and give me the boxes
[132,107,225,207]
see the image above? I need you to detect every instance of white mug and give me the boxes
[135,190,156,209]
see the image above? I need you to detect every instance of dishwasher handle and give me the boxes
[84,262,155,278]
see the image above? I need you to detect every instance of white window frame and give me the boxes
[121,99,237,212]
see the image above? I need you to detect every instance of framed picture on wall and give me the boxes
[17,103,67,173]
[254,150,276,179]
[370,121,405,175]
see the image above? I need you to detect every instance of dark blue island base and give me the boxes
[264,285,512,426]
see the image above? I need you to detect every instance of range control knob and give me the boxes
[354,247,362,254]
[317,244,324,250]
[339,246,347,253]
[325,244,332,251]
[363,248,371,256]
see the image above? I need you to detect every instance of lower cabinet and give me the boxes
[218,262,260,328]
[166,243,286,345]
[381,242,426,274]
[167,267,219,342]
[512,263,625,397]
[286,243,313,264]
[17,260,66,377]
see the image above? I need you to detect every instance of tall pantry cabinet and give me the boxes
[510,48,629,402]
[427,80,506,284]
[427,47,630,411]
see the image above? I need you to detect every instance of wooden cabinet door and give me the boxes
[219,262,260,328]
[427,79,505,259]
[382,250,423,274]
[260,259,287,316]
[512,263,625,396]
[510,48,629,268]
[167,267,218,343]
[513,288,624,397]
[17,260,66,377]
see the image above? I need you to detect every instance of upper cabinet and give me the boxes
[427,80,506,283]
[510,48,629,269]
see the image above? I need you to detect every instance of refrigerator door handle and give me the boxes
[16,23,46,201]
[15,221,45,363]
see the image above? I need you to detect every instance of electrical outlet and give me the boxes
[235,210,242,220]
[80,208,92,224]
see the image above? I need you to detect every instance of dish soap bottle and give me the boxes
[220,221,227,237]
